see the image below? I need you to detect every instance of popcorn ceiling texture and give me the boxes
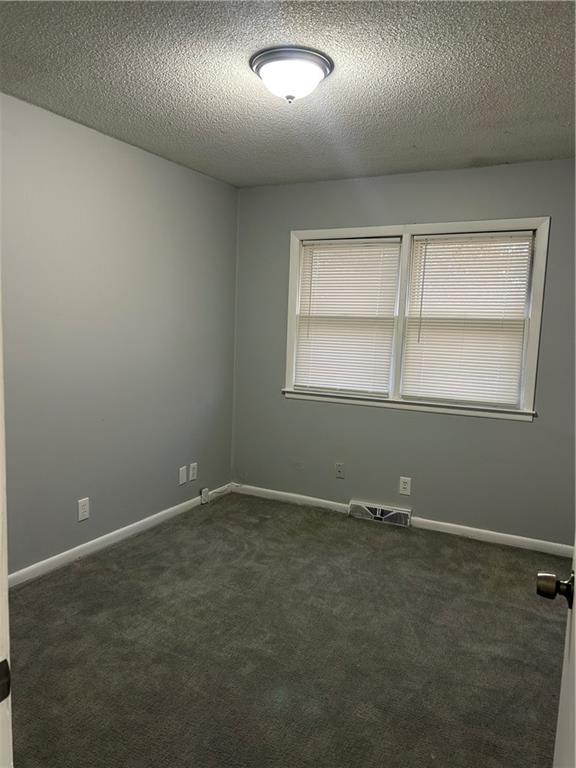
[0,1,573,187]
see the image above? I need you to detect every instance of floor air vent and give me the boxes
[349,501,411,527]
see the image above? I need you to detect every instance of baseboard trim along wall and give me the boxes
[10,480,572,587]
[8,483,235,588]
[231,483,574,558]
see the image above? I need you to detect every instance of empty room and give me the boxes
[0,1,574,767]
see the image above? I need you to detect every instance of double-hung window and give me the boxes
[284,218,549,420]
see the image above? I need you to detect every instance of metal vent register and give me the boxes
[349,501,411,527]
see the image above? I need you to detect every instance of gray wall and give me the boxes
[1,93,573,571]
[234,160,575,545]
[1,95,238,571]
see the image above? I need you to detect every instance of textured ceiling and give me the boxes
[0,1,574,187]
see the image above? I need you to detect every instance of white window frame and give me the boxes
[283,217,550,421]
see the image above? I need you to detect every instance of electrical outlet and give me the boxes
[78,497,90,522]
[189,462,198,481]
[178,466,188,486]
[399,476,412,496]
[335,462,345,479]
[200,487,210,504]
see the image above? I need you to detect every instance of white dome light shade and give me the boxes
[250,47,333,103]
[259,59,324,101]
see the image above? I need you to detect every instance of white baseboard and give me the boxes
[231,483,574,558]
[8,483,234,588]
[410,516,573,558]
[231,483,349,515]
[10,480,571,588]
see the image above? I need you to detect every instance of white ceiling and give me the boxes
[0,1,573,187]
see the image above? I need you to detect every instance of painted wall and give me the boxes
[234,160,575,545]
[1,93,573,571]
[1,95,238,571]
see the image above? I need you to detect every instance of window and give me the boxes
[284,219,549,420]
[295,239,401,396]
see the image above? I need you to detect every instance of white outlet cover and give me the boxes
[78,497,90,522]
[179,466,188,486]
[399,476,412,496]
[189,462,198,481]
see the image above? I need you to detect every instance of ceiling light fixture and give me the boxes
[250,46,334,103]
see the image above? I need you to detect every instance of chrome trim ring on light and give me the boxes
[249,46,334,79]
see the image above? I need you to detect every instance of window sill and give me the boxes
[282,389,535,421]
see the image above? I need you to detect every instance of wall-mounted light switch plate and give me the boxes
[179,466,188,486]
[189,462,198,481]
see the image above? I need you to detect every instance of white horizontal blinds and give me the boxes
[400,232,534,406]
[295,239,401,395]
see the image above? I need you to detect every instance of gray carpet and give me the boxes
[10,494,569,768]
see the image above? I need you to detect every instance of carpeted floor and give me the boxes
[10,494,570,768]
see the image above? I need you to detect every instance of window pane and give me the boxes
[295,317,395,395]
[401,318,526,405]
[407,234,532,319]
[299,241,400,317]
